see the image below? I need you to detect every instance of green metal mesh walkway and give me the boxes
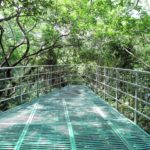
[0,85,149,150]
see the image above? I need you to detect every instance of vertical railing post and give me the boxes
[46,68,48,92]
[89,66,92,89]
[46,67,49,92]
[59,66,61,89]
[104,68,106,100]
[134,72,138,124]
[84,64,87,86]
[50,66,52,91]
[37,67,39,97]
[49,66,51,91]
[115,69,119,110]
[20,76,22,104]
[96,65,99,93]
[57,66,59,88]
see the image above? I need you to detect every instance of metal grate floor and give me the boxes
[0,85,149,150]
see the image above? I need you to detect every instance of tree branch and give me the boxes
[27,22,37,33]
[0,25,10,67]
[0,13,18,22]
[25,33,70,57]
[0,39,26,67]
[12,13,30,66]
[6,20,17,45]
[135,0,140,7]
[0,0,3,6]
[121,45,150,68]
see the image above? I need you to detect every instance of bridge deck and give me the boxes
[0,85,149,150]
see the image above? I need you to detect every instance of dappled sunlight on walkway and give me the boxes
[0,85,149,149]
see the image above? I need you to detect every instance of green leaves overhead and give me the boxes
[0,0,150,69]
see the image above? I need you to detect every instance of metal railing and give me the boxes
[0,65,150,132]
[84,65,150,133]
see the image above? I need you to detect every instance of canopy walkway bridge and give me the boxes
[0,65,150,150]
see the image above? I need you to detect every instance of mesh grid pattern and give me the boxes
[0,85,149,149]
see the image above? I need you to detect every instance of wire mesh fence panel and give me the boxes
[0,65,150,133]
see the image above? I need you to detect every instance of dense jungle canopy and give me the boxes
[0,0,150,69]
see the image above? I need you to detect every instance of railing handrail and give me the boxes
[0,64,68,69]
[0,64,149,74]
[87,65,150,74]
[0,64,149,133]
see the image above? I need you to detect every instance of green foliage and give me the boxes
[0,0,150,69]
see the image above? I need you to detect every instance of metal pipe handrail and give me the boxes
[88,64,150,74]
[1,64,150,74]
[86,72,150,90]
[0,64,149,132]
[84,74,150,105]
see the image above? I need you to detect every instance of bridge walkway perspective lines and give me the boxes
[0,85,150,150]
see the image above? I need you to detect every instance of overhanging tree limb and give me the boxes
[12,12,30,66]
[0,13,18,22]
[25,33,70,57]
[135,0,140,7]
[121,45,150,68]
[0,25,10,67]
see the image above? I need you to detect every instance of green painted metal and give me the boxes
[15,102,39,150]
[0,85,149,150]
[63,98,76,150]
